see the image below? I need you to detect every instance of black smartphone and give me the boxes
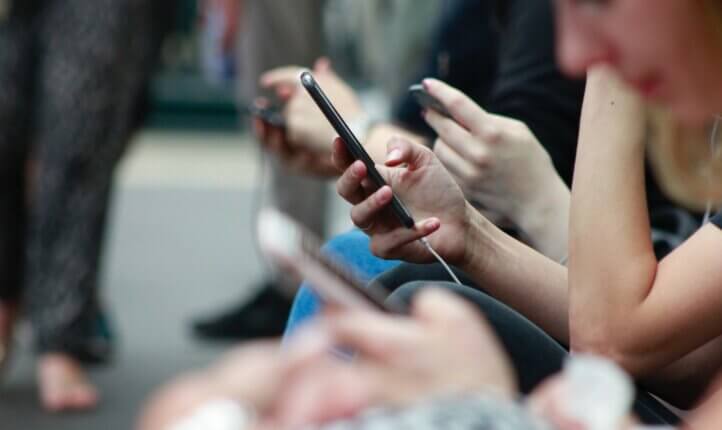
[248,103,285,128]
[258,209,403,313]
[409,84,452,118]
[300,71,415,229]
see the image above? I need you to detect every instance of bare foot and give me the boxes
[0,301,18,369]
[38,353,99,412]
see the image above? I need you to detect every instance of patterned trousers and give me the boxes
[0,0,163,362]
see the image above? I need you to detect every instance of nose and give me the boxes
[556,13,618,77]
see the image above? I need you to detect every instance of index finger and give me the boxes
[423,78,487,135]
[331,137,354,171]
[316,310,419,361]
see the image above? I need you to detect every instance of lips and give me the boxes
[628,74,664,99]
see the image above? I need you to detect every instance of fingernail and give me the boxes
[387,149,402,162]
[425,219,440,230]
[379,186,392,201]
[422,78,433,90]
[353,161,365,175]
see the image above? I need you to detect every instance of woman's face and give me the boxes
[556,0,722,124]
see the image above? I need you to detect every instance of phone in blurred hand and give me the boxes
[409,84,452,118]
[258,209,403,313]
[248,104,285,128]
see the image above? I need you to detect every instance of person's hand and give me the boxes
[252,100,339,177]
[422,78,562,220]
[422,78,571,260]
[138,291,516,429]
[272,289,518,428]
[254,58,365,177]
[139,338,372,430]
[138,342,286,430]
[333,135,477,265]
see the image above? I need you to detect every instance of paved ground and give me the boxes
[0,131,348,429]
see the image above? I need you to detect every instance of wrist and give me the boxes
[458,202,500,274]
[512,173,570,262]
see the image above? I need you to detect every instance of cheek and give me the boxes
[669,77,722,125]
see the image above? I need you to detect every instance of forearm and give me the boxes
[644,336,722,409]
[566,71,722,376]
[568,68,657,356]
[460,204,570,342]
[514,172,570,263]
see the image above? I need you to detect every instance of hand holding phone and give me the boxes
[409,84,452,119]
[300,71,416,229]
[258,209,400,313]
[248,103,285,128]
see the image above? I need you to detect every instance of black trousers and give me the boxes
[377,263,681,426]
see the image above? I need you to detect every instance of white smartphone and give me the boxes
[257,209,400,313]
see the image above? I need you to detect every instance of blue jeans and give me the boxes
[283,229,401,338]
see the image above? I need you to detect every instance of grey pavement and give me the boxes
[0,132,273,430]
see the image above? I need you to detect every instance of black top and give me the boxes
[712,213,722,229]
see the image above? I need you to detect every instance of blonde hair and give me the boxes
[646,110,722,212]
[642,0,722,212]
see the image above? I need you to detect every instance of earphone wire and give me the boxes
[419,237,462,285]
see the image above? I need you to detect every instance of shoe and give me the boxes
[191,282,292,341]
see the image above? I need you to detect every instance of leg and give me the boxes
[374,261,476,292]
[27,0,158,411]
[284,229,401,338]
[0,7,34,368]
[387,282,680,425]
[0,10,33,303]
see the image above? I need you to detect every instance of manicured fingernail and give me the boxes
[422,78,433,90]
[387,149,402,162]
[425,219,440,230]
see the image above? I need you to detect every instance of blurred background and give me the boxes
[0,0,440,428]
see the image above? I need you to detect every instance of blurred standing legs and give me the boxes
[0,0,162,412]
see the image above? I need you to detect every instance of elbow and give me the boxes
[569,324,652,377]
